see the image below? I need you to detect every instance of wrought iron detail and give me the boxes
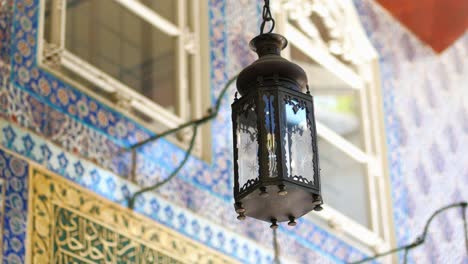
[240,178,261,192]
[232,31,321,225]
[287,175,314,185]
[283,96,307,112]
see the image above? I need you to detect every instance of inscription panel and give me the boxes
[28,166,237,264]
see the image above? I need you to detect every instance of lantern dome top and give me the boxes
[249,33,288,56]
[236,33,308,96]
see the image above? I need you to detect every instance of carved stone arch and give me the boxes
[273,0,378,68]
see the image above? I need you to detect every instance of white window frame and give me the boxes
[38,0,211,157]
[273,0,394,259]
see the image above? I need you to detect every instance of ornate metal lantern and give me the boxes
[232,27,323,228]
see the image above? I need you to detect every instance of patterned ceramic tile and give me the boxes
[0,146,279,263]
[355,1,468,263]
[0,118,345,263]
[0,0,13,64]
[0,118,367,263]
[4,0,466,263]
[0,0,370,263]
[0,178,5,256]
[0,150,29,264]
[1,0,235,200]
[28,166,238,264]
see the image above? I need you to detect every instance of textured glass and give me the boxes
[284,98,315,184]
[263,95,278,178]
[237,104,259,191]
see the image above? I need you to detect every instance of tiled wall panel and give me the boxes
[356,1,468,263]
[1,0,466,263]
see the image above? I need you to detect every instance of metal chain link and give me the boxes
[273,228,281,264]
[260,0,275,34]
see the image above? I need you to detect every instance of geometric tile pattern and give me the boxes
[0,150,29,264]
[0,131,276,264]
[0,0,369,263]
[6,0,466,263]
[355,1,468,263]
[0,0,13,65]
[0,119,364,263]
[0,178,4,256]
[28,166,237,264]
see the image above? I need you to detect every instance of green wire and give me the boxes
[127,74,238,209]
[350,202,467,264]
[124,74,468,264]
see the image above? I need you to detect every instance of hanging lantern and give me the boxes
[231,1,322,229]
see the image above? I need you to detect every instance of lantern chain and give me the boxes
[260,0,275,34]
[402,249,409,264]
[464,201,468,253]
[273,228,281,264]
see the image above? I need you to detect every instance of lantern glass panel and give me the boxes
[236,102,259,191]
[263,94,278,178]
[283,98,315,185]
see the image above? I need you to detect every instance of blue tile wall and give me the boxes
[355,1,468,263]
[2,0,466,263]
[0,150,29,264]
[0,0,372,263]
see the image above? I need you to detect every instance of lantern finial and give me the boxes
[236,33,308,96]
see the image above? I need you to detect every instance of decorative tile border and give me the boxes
[0,178,5,259]
[0,150,29,264]
[2,0,465,262]
[5,0,235,200]
[10,0,154,146]
[0,0,378,263]
[28,165,238,264]
[0,143,279,264]
[0,119,369,263]
[0,0,13,64]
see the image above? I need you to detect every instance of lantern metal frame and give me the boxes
[232,80,321,195]
[232,74,322,225]
[230,0,322,227]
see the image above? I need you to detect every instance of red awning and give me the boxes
[376,0,468,53]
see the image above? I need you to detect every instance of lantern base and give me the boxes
[236,184,319,223]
